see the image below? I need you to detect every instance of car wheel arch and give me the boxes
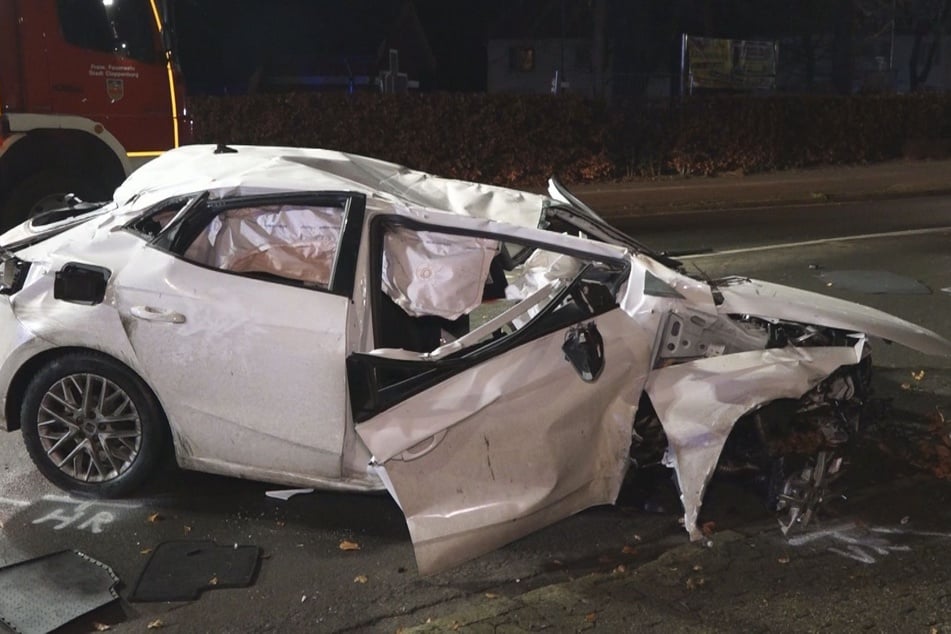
[4,347,166,434]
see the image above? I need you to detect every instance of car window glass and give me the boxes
[183,204,345,288]
[56,0,159,63]
[375,225,624,356]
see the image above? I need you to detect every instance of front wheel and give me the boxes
[20,352,168,498]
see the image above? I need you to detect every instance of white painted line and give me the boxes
[681,225,951,260]
[0,497,30,508]
[41,494,142,509]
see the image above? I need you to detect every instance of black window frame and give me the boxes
[126,191,366,298]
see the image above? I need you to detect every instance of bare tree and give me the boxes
[907,0,951,90]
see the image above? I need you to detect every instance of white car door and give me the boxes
[351,218,653,574]
[112,192,367,487]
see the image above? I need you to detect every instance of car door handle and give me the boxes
[130,306,186,324]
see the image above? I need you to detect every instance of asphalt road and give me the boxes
[0,196,950,632]
[612,194,951,255]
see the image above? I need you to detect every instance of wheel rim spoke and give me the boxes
[36,372,143,484]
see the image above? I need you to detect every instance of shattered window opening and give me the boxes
[179,203,346,288]
[374,224,626,357]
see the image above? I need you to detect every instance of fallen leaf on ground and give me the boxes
[621,545,638,555]
[901,516,910,525]
[146,513,162,524]
[139,548,152,555]
[353,575,368,584]
[339,540,361,551]
[692,564,703,572]
[912,370,926,382]
[209,576,218,586]
[900,383,912,390]
[686,577,705,590]
[147,619,164,629]
[92,623,111,631]
[182,525,192,535]
[701,521,716,536]
[585,612,598,623]
[613,564,627,574]
[778,555,791,564]
[484,592,499,599]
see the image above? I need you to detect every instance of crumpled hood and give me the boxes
[716,277,951,356]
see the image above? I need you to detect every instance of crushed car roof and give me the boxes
[113,145,549,228]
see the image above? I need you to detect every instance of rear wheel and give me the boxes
[0,169,113,229]
[20,352,168,498]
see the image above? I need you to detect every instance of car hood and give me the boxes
[715,276,951,356]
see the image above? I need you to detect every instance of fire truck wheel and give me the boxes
[0,170,112,229]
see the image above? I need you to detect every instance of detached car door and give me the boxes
[350,217,653,574]
[112,192,365,485]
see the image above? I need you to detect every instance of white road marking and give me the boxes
[681,225,951,259]
[41,494,141,509]
[0,497,29,508]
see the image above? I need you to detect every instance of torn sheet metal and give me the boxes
[381,227,498,320]
[717,277,951,356]
[0,550,118,634]
[645,340,865,540]
[356,309,652,574]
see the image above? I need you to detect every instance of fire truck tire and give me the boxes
[0,169,113,229]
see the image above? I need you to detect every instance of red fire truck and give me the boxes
[0,0,188,228]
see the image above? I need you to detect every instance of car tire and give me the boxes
[20,352,168,498]
[0,169,113,230]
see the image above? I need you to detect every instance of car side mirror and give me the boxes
[562,321,604,382]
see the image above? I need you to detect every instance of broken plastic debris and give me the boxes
[147,619,165,630]
[265,488,315,501]
[338,540,361,551]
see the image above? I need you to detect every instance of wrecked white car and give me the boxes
[0,145,948,574]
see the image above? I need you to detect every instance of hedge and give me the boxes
[189,92,951,186]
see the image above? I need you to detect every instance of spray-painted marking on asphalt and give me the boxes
[32,501,118,534]
[30,496,141,534]
[787,521,951,564]
[682,226,951,259]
